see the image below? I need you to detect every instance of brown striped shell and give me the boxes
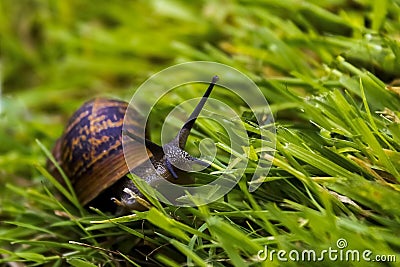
[48,98,148,206]
[48,76,218,212]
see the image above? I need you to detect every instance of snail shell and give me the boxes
[48,76,218,212]
[48,98,147,206]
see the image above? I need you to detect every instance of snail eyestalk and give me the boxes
[165,158,178,179]
[177,75,219,149]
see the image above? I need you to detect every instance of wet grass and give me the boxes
[1,0,400,266]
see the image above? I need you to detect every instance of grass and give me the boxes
[1,0,400,266]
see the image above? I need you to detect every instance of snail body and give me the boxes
[48,76,218,212]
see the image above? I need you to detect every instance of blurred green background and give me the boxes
[3,0,399,183]
[1,0,222,185]
[1,0,400,266]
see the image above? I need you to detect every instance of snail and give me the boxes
[47,76,218,212]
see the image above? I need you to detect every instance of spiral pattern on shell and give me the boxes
[49,98,146,206]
